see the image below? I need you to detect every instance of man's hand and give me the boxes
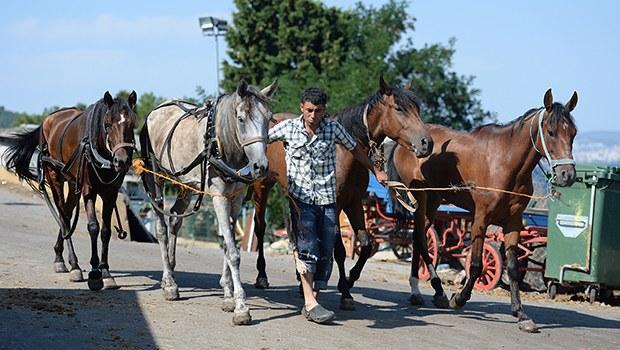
[375,170,388,184]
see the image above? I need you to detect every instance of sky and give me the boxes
[1,1,618,132]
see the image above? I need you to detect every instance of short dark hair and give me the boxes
[301,87,327,106]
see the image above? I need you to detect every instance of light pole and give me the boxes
[198,16,228,94]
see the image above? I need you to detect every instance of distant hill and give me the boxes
[573,131,620,166]
[0,106,19,128]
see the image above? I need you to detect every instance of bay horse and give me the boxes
[249,77,438,310]
[3,91,138,291]
[139,80,277,325]
[387,89,578,332]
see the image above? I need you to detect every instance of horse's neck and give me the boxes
[497,118,543,182]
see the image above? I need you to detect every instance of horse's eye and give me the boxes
[548,129,555,137]
[395,106,403,112]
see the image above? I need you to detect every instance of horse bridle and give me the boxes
[529,108,575,169]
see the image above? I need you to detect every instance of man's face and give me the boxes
[300,101,326,128]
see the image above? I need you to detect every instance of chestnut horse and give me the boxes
[387,89,578,332]
[3,91,137,291]
[249,77,436,310]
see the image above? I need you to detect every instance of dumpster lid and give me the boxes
[575,165,620,181]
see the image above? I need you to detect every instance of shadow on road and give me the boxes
[0,287,156,350]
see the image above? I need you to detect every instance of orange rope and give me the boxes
[132,159,247,199]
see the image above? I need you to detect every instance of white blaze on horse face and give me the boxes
[119,113,126,125]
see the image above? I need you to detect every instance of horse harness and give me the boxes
[37,104,134,240]
[145,97,267,218]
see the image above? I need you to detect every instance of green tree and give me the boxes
[116,90,166,129]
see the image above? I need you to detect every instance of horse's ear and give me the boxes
[236,79,249,98]
[104,91,114,107]
[128,91,137,109]
[565,91,578,112]
[260,79,278,98]
[543,88,553,112]
[379,75,393,96]
[404,81,412,91]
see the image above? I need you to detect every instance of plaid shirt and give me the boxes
[268,115,357,205]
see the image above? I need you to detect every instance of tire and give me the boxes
[392,243,412,261]
[523,246,547,292]
[467,241,503,291]
[588,285,598,304]
[418,227,440,281]
[547,281,557,300]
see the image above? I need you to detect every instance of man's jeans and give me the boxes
[289,197,338,290]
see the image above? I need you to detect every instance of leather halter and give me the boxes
[529,108,575,168]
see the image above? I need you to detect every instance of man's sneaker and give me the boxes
[301,304,335,324]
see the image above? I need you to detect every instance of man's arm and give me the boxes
[267,119,289,143]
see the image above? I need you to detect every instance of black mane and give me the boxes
[334,88,421,145]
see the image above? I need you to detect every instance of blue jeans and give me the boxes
[289,197,338,290]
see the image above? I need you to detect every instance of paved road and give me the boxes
[0,182,618,350]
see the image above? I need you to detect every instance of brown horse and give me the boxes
[249,77,436,309]
[387,89,578,332]
[3,91,137,291]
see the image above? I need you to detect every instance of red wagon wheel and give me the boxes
[466,241,503,291]
[418,227,440,281]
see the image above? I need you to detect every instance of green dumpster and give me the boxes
[545,165,620,299]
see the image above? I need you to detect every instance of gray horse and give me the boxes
[139,80,277,325]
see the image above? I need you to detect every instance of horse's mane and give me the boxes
[335,88,421,145]
[472,103,576,136]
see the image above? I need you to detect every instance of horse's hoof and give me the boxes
[254,277,269,289]
[54,262,69,273]
[162,286,179,301]
[232,310,252,325]
[433,293,450,309]
[222,298,236,312]
[103,277,120,290]
[409,294,425,306]
[449,293,464,310]
[340,298,355,311]
[87,271,104,291]
[518,319,539,333]
[69,269,84,282]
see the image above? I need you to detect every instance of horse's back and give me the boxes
[42,108,83,161]
[145,102,206,177]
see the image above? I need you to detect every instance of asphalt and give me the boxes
[0,181,618,350]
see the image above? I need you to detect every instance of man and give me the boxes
[268,88,388,324]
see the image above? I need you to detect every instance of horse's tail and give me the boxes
[2,126,42,186]
[139,122,158,196]
[386,143,413,219]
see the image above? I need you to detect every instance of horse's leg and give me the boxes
[83,192,103,291]
[213,192,251,325]
[408,192,426,305]
[337,202,366,310]
[63,190,83,282]
[154,191,178,300]
[99,193,120,290]
[414,194,449,308]
[47,169,83,281]
[167,191,192,271]
[252,182,273,289]
[504,220,538,333]
[450,212,487,309]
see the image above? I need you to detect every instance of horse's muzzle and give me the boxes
[554,165,576,187]
[412,136,433,158]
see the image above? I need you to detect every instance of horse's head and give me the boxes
[536,89,578,187]
[373,76,433,157]
[102,90,137,172]
[231,79,278,179]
